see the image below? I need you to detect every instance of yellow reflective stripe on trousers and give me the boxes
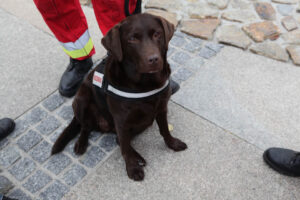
[62,38,94,59]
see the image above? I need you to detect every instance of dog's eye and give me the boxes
[128,36,138,43]
[153,31,161,39]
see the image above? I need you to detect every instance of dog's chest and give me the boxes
[108,97,165,133]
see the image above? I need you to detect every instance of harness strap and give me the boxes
[124,0,142,17]
[93,67,170,101]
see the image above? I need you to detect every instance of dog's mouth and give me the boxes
[148,70,160,74]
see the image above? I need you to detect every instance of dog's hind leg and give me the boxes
[52,117,81,155]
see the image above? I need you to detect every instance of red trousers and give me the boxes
[33,0,137,60]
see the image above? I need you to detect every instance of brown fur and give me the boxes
[52,13,187,181]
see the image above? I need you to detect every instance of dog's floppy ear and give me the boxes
[158,17,175,47]
[101,24,122,62]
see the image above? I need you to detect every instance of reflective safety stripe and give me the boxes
[62,38,94,59]
[60,30,94,59]
[107,80,170,99]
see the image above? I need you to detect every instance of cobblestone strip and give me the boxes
[0,34,223,200]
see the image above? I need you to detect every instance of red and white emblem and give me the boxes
[93,71,104,88]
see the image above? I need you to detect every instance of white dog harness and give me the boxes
[92,64,170,101]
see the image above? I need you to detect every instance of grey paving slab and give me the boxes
[36,116,61,135]
[169,35,187,47]
[10,107,48,139]
[8,157,36,181]
[23,170,52,194]
[40,180,69,200]
[56,105,74,121]
[0,175,14,194]
[62,164,87,186]
[49,125,67,143]
[79,146,106,168]
[172,68,193,84]
[171,51,191,65]
[44,153,72,175]
[198,46,217,59]
[42,93,65,112]
[0,146,21,168]
[29,141,52,164]
[17,130,42,152]
[172,46,300,150]
[63,102,300,200]
[0,138,9,150]
[89,131,103,142]
[98,134,117,152]
[0,8,67,119]
[8,189,32,200]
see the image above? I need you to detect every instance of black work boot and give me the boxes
[170,79,180,95]
[263,147,300,177]
[59,57,93,97]
[0,118,15,141]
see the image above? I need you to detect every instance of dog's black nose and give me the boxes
[148,54,159,65]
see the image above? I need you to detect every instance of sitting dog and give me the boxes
[52,13,187,181]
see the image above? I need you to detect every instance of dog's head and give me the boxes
[101,13,175,74]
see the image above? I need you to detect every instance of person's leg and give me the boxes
[263,147,300,177]
[33,0,95,97]
[91,0,138,36]
[0,118,15,141]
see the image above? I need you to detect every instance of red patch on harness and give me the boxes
[94,75,102,83]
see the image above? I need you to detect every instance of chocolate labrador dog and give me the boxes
[52,13,187,181]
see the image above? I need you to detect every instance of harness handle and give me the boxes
[124,0,142,17]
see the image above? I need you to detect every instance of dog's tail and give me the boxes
[51,117,81,155]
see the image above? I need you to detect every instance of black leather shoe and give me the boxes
[170,79,180,95]
[1,195,17,200]
[59,57,93,97]
[263,147,300,177]
[0,118,15,141]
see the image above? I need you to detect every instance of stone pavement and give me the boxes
[142,0,300,66]
[1,0,300,200]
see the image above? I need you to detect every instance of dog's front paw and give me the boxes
[126,165,145,181]
[74,140,88,155]
[166,137,187,152]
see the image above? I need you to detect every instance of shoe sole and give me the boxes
[59,87,77,98]
[59,79,83,98]
[263,151,300,177]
